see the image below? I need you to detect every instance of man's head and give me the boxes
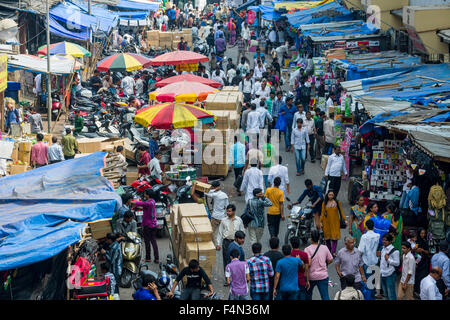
[106,232,119,244]
[430,267,442,281]
[274,176,281,188]
[52,137,58,144]
[188,259,200,272]
[343,274,356,288]
[234,231,246,245]
[252,242,262,255]
[138,145,147,155]
[401,241,411,255]
[329,112,335,119]
[226,204,236,218]
[439,240,448,253]
[365,218,374,231]
[304,179,313,190]
[382,233,393,247]
[253,188,263,198]
[251,103,257,111]
[36,133,44,142]
[116,145,124,153]
[306,111,312,120]
[297,118,303,128]
[94,70,100,76]
[276,91,282,99]
[290,236,300,250]
[124,210,134,223]
[75,110,81,116]
[269,237,280,250]
[144,188,157,201]
[154,150,162,159]
[230,248,240,261]
[282,244,292,256]
[344,236,355,251]
[334,145,341,155]
[211,180,220,190]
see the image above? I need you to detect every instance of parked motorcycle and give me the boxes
[120,231,143,288]
[285,200,315,245]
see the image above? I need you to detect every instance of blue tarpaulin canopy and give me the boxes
[69,0,150,20]
[286,1,355,27]
[0,152,122,270]
[248,5,282,21]
[49,16,88,40]
[115,0,159,11]
[301,20,379,38]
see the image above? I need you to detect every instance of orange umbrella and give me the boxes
[148,81,218,102]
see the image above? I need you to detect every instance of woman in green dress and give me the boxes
[349,195,367,246]
[383,202,403,251]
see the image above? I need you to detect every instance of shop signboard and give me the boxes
[0,54,7,93]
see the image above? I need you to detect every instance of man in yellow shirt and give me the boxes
[264,177,285,238]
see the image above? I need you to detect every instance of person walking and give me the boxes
[414,227,431,294]
[349,195,367,246]
[246,188,272,245]
[267,156,290,195]
[264,177,285,238]
[380,233,400,300]
[248,242,274,300]
[216,204,245,275]
[335,236,366,290]
[132,189,159,263]
[101,233,122,293]
[280,96,297,152]
[31,133,48,168]
[305,230,333,300]
[263,237,284,300]
[320,190,346,256]
[398,241,416,300]
[225,249,250,300]
[314,110,325,161]
[61,128,78,160]
[358,219,380,299]
[226,231,246,267]
[303,111,316,163]
[334,274,364,300]
[241,22,250,52]
[291,118,309,176]
[431,240,449,298]
[28,109,43,134]
[229,135,246,196]
[273,244,303,300]
[48,137,65,164]
[290,236,310,300]
[323,113,335,155]
[204,181,229,247]
[420,267,443,300]
[240,161,264,203]
[324,145,347,197]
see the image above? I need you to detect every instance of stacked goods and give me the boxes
[88,219,112,240]
[76,137,125,154]
[210,110,231,130]
[313,57,327,77]
[159,31,173,49]
[18,141,32,164]
[181,29,193,47]
[221,86,239,92]
[204,91,242,111]
[102,153,128,189]
[229,111,240,130]
[146,30,160,48]
[201,142,228,177]
[324,48,346,62]
[126,171,139,185]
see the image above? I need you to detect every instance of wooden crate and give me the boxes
[88,219,112,240]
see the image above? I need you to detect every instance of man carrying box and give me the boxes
[201,181,229,247]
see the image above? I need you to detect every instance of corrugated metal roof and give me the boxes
[409,130,450,162]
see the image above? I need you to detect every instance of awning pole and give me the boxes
[46,0,52,133]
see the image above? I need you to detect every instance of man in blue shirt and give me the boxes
[288,179,323,229]
[226,231,246,266]
[148,131,159,158]
[214,25,225,41]
[168,6,177,31]
[279,96,297,152]
[273,244,303,300]
[230,135,246,195]
[133,273,161,300]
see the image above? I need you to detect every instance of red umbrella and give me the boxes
[149,50,209,66]
[155,74,221,88]
[148,81,218,102]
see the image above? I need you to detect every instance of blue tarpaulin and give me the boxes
[248,5,282,21]
[301,21,379,38]
[0,152,122,270]
[359,111,408,135]
[115,0,159,11]
[50,2,118,32]
[286,1,355,27]
[49,16,88,40]
[70,0,150,20]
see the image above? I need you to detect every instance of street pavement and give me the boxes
[119,45,353,300]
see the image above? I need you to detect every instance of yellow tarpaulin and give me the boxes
[273,0,333,11]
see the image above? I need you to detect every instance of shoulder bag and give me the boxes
[336,201,347,229]
[240,203,254,228]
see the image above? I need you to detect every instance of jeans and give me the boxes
[339,277,362,290]
[263,174,269,188]
[181,287,201,300]
[363,264,376,299]
[294,148,306,173]
[324,142,334,155]
[297,286,307,300]
[285,125,292,149]
[306,278,330,300]
[250,291,270,300]
[316,135,325,160]
[229,292,250,300]
[308,134,315,161]
[276,290,298,300]
[381,273,397,300]
[143,226,159,261]
[267,214,281,238]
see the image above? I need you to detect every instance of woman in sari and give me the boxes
[348,195,366,246]
[320,190,347,257]
[363,202,378,233]
[227,18,236,45]
[383,202,403,251]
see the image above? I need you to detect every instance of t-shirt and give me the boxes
[304,244,333,281]
[133,287,157,300]
[275,256,303,292]
[176,267,211,288]
[290,249,309,287]
[265,187,285,215]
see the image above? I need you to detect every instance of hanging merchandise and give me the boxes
[175,63,199,72]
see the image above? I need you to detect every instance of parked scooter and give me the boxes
[120,231,143,288]
[285,199,315,245]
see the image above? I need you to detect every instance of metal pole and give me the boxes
[46,0,52,133]
[88,0,91,15]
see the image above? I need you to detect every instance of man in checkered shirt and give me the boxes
[247,242,274,300]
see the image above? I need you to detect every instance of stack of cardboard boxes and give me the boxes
[170,203,216,280]
[146,29,193,50]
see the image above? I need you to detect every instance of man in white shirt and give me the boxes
[326,93,335,117]
[211,67,225,87]
[246,104,261,134]
[253,60,266,80]
[291,104,307,131]
[48,136,65,164]
[135,75,144,96]
[268,156,290,194]
[121,73,135,96]
[256,100,272,129]
[239,73,254,102]
[303,111,316,163]
[227,67,236,85]
[240,162,264,203]
[324,145,346,197]
[420,267,443,300]
[323,113,335,155]
[398,241,416,300]
[357,219,380,299]
[241,23,250,51]
[380,233,400,300]
[203,180,229,246]
[148,151,163,181]
[256,79,271,99]
[291,118,309,176]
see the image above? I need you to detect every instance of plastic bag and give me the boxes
[274,114,287,132]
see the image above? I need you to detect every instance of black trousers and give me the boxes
[143,226,159,261]
[234,167,244,190]
[180,287,201,300]
[267,214,282,238]
[308,134,315,161]
[222,238,233,275]
[329,176,342,197]
[65,155,75,160]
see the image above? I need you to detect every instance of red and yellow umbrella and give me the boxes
[134,102,216,129]
[148,81,218,103]
[155,74,221,88]
[97,53,152,72]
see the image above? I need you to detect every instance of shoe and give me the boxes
[296,172,300,176]
[301,170,305,175]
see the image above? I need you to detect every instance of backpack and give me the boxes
[337,288,362,300]
[428,184,446,211]
[387,248,401,276]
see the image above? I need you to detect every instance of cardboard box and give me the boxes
[194,181,212,194]
[43,134,53,146]
[147,40,160,48]
[146,30,160,41]
[88,219,112,240]
[177,203,208,227]
[10,163,28,175]
[126,171,139,185]
[229,111,240,129]
[76,137,106,153]
[159,41,172,49]
[18,141,32,152]
[18,150,31,164]
[180,217,213,243]
[100,138,125,154]
[211,110,230,129]
[11,146,19,162]
[159,32,173,41]
[184,241,216,266]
